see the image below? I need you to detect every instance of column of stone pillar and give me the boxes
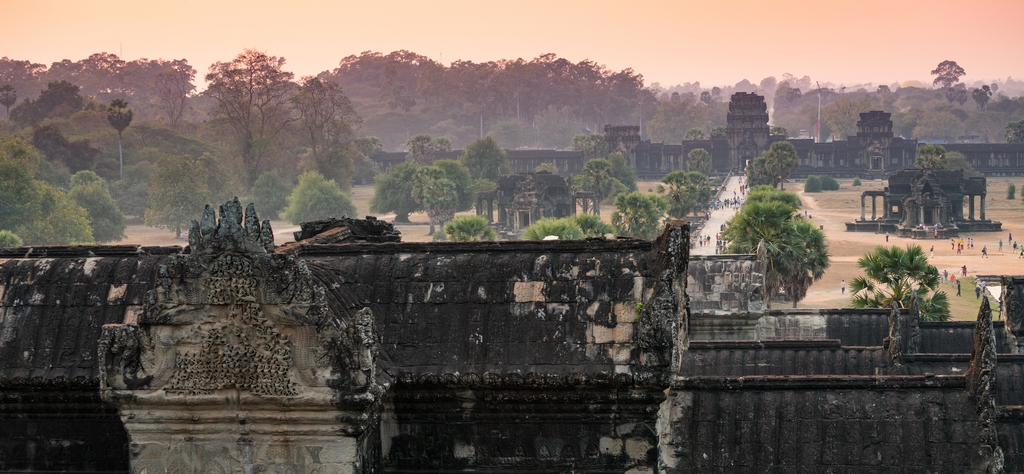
[871,196,877,220]
[969,195,975,220]
[919,205,924,226]
[861,195,866,221]
[981,194,986,220]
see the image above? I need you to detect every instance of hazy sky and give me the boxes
[5,0,1023,89]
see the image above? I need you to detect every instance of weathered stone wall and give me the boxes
[687,254,764,340]
[661,378,981,472]
[290,226,689,472]
[0,252,163,473]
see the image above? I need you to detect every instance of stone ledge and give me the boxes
[672,374,967,390]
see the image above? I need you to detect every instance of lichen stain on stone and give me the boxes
[107,284,128,304]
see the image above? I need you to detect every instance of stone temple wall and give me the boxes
[0,208,1021,473]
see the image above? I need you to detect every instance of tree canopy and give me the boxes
[722,188,828,308]
[611,192,668,240]
[205,49,297,185]
[915,144,948,169]
[459,136,509,181]
[659,170,710,219]
[849,245,949,321]
[145,153,222,238]
[283,171,357,225]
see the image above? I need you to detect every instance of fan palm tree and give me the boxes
[445,215,496,242]
[573,159,626,215]
[849,244,950,321]
[722,200,798,304]
[566,213,614,237]
[611,192,668,240]
[779,218,831,308]
[659,171,710,219]
[107,99,133,180]
[523,217,584,241]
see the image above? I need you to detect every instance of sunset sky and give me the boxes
[5,0,1023,89]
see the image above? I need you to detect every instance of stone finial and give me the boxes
[965,296,1004,472]
[188,198,274,254]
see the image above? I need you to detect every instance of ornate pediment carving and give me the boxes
[99,200,380,402]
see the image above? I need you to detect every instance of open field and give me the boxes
[119,178,1024,320]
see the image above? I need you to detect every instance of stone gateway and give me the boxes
[2,202,1024,473]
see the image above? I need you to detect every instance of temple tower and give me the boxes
[725,92,770,171]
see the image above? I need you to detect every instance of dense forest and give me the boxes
[1,50,1023,246]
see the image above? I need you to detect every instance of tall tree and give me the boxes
[369,161,421,223]
[849,245,949,321]
[686,148,711,175]
[145,153,219,238]
[68,171,125,242]
[915,144,947,169]
[930,60,966,89]
[972,85,992,110]
[572,134,609,160]
[153,59,195,129]
[573,158,626,215]
[722,191,829,308]
[460,136,509,181]
[205,49,297,185]
[0,84,15,117]
[760,141,800,189]
[411,168,458,235]
[611,192,668,240]
[9,80,84,126]
[659,170,710,219]
[107,99,133,180]
[293,76,360,167]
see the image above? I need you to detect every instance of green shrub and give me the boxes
[1009,183,1016,200]
[0,230,23,247]
[444,215,496,241]
[852,177,862,186]
[283,171,356,225]
[820,176,840,191]
[567,213,615,237]
[433,230,448,241]
[253,171,291,218]
[803,176,822,193]
[523,217,584,240]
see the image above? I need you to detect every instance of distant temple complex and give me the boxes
[846,168,1002,237]
[372,92,1024,179]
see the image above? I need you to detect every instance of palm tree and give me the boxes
[659,171,710,219]
[523,217,583,240]
[849,244,950,321]
[107,99,133,180]
[0,84,16,118]
[611,192,668,240]
[722,200,798,304]
[445,215,496,242]
[779,218,831,308]
[686,148,711,175]
[566,213,614,237]
[573,159,625,215]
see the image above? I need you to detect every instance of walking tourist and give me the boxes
[841,280,846,294]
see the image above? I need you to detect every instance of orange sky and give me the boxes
[4,0,1023,89]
